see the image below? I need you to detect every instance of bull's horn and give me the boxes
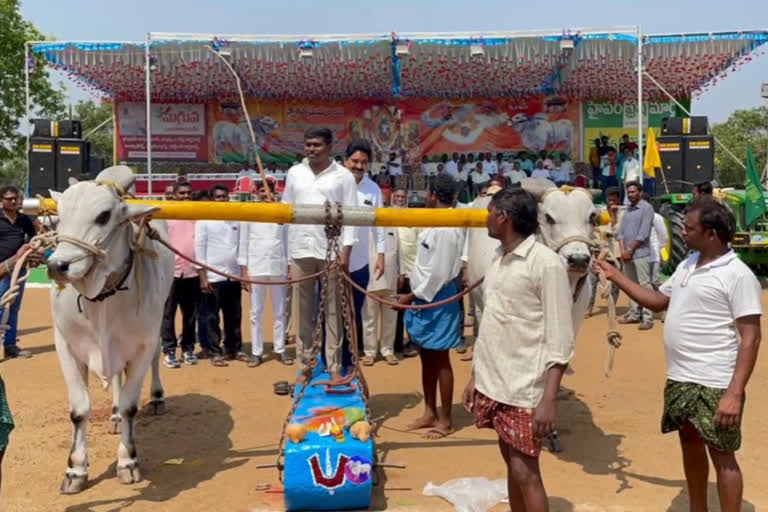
[520,178,556,200]
[95,165,137,196]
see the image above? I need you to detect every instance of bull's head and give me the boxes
[47,165,158,298]
[521,178,601,276]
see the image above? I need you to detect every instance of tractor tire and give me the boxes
[660,203,687,275]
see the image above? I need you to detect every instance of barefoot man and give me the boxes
[595,199,761,512]
[463,188,574,511]
[397,174,465,439]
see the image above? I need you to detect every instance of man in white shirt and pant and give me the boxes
[238,178,293,368]
[345,139,386,364]
[196,184,245,366]
[282,127,358,383]
[596,200,762,512]
[362,218,400,366]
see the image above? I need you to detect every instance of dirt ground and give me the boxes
[1,288,767,512]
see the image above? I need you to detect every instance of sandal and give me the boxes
[273,380,292,396]
[278,353,294,366]
[361,355,375,366]
[211,356,228,367]
[247,355,262,368]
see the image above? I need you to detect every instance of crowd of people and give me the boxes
[0,125,762,511]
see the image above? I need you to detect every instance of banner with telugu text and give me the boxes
[115,103,208,161]
[207,96,580,166]
[582,101,676,158]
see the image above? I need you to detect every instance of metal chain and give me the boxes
[275,201,342,482]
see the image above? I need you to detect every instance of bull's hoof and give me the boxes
[109,414,122,434]
[117,464,142,484]
[150,399,166,415]
[60,473,88,494]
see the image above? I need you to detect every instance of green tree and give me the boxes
[0,155,26,188]
[711,107,768,186]
[0,0,66,162]
[75,100,114,168]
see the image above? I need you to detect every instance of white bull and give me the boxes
[520,178,600,335]
[47,165,174,494]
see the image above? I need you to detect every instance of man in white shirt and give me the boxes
[621,148,642,188]
[362,219,400,366]
[387,152,402,176]
[445,153,459,178]
[550,160,571,185]
[483,152,498,176]
[463,188,573,510]
[282,127,358,383]
[469,162,491,198]
[507,161,527,187]
[596,200,762,512]
[238,179,292,368]
[196,184,245,366]
[345,140,386,365]
[531,161,550,181]
[465,153,477,173]
[500,154,514,177]
[397,174,465,440]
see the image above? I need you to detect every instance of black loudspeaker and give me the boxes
[58,120,82,139]
[662,116,708,136]
[684,135,715,184]
[31,119,55,137]
[55,139,90,186]
[28,137,57,198]
[89,156,105,175]
[657,136,685,192]
[30,119,83,138]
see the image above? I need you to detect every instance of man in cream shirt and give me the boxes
[282,127,358,383]
[463,188,574,510]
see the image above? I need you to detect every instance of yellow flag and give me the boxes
[643,129,660,178]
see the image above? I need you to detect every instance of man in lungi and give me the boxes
[595,199,762,512]
[397,174,465,439]
[463,188,574,511]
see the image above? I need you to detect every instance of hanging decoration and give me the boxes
[30,30,768,103]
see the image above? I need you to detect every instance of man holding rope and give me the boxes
[463,188,574,511]
[396,174,465,440]
[595,199,761,512]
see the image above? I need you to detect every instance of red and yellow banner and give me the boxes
[118,96,579,165]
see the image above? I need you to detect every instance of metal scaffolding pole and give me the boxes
[145,33,153,197]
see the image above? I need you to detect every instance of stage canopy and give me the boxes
[30,27,768,103]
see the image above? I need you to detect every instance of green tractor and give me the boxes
[655,188,768,275]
